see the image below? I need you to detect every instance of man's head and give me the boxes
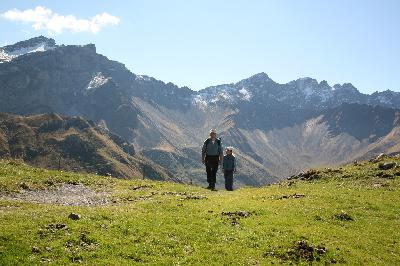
[209,129,217,139]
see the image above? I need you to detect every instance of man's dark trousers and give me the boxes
[224,170,234,191]
[205,155,219,188]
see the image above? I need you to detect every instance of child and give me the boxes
[222,147,236,191]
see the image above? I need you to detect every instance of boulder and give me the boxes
[370,153,387,163]
[378,162,396,170]
[68,213,81,220]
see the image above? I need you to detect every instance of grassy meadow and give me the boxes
[0,158,399,265]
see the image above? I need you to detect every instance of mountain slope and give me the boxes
[220,103,400,177]
[0,113,169,180]
[0,157,399,265]
[1,36,400,186]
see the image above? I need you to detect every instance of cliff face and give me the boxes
[0,42,138,140]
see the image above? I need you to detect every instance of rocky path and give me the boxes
[0,184,110,206]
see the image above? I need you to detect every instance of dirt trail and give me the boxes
[0,184,110,206]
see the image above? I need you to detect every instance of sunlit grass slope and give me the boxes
[0,158,399,265]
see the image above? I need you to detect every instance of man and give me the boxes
[201,129,223,190]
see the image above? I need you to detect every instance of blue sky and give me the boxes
[0,0,399,93]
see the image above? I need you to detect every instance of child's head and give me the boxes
[225,147,233,155]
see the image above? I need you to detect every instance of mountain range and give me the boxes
[1,36,399,186]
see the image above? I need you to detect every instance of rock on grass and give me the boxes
[68,213,81,220]
[378,162,396,170]
[265,240,327,262]
[335,211,353,221]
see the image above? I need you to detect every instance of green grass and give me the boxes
[0,158,399,265]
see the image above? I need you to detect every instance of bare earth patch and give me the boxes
[0,184,110,206]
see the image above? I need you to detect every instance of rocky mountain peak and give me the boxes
[78,43,96,53]
[318,80,329,87]
[2,36,56,52]
[249,72,270,80]
[238,72,272,86]
[333,83,358,93]
[194,70,400,110]
[0,35,57,63]
[293,77,319,90]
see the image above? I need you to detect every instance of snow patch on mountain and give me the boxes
[8,42,51,56]
[87,72,110,90]
[0,50,13,63]
[0,41,55,63]
[219,91,231,100]
[302,87,313,99]
[377,95,392,105]
[320,90,333,102]
[193,94,208,108]
[239,87,252,101]
[135,75,152,81]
